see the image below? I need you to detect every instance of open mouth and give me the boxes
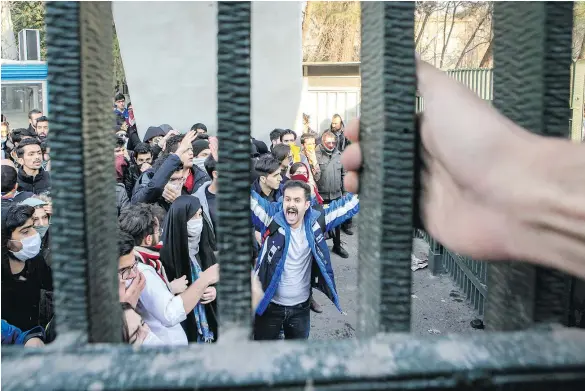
[286,208,298,219]
[33,160,42,165]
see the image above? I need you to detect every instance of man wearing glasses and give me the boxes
[118,231,146,309]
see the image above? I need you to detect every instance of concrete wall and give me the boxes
[112,1,303,143]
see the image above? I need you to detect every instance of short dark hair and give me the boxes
[289,162,308,176]
[165,134,184,154]
[114,135,125,149]
[115,93,125,102]
[119,204,155,246]
[270,128,283,142]
[254,155,281,178]
[271,143,290,163]
[133,142,152,158]
[204,156,217,178]
[194,133,209,141]
[36,116,48,124]
[1,165,18,193]
[279,129,297,142]
[16,138,41,158]
[4,204,35,240]
[191,123,207,132]
[282,180,311,201]
[118,230,136,258]
[300,132,317,145]
[148,204,167,229]
[28,109,42,119]
[152,153,183,173]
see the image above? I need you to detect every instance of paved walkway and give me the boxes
[310,228,483,339]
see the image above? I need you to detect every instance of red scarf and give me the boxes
[184,170,194,193]
[134,244,169,285]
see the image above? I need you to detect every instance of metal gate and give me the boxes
[2,2,585,390]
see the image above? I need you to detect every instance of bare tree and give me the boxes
[439,2,461,69]
[454,2,492,68]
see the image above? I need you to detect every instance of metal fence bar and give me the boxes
[45,1,120,343]
[358,1,416,335]
[486,2,548,331]
[216,1,252,339]
[3,329,585,390]
[533,1,573,324]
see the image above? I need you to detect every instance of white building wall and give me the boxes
[112,1,302,143]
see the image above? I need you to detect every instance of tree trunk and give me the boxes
[454,8,490,68]
[440,2,458,69]
[579,33,585,59]
[302,2,313,48]
[415,10,431,49]
[479,39,493,68]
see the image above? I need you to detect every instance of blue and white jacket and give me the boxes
[250,190,359,315]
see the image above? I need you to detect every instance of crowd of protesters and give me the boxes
[1,92,359,346]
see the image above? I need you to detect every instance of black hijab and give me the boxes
[160,195,201,281]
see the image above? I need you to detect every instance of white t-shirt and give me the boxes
[271,224,312,306]
[136,263,188,345]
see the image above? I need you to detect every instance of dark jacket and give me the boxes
[314,145,344,200]
[17,168,51,195]
[1,191,34,211]
[250,191,359,315]
[1,254,53,331]
[116,183,130,215]
[123,163,142,198]
[126,125,141,151]
[131,154,210,210]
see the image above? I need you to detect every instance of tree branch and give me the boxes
[454,4,492,68]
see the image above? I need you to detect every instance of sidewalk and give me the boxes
[310,230,483,339]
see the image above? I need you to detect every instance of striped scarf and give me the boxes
[189,256,214,343]
[134,245,170,286]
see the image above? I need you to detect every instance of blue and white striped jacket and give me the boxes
[250,191,359,315]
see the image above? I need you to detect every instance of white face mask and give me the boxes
[192,157,206,171]
[10,232,42,262]
[142,331,164,346]
[186,218,203,256]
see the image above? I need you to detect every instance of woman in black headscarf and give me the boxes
[160,195,217,342]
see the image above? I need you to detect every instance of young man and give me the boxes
[114,93,128,120]
[132,131,210,210]
[2,204,53,332]
[269,128,283,152]
[123,142,153,198]
[279,129,297,146]
[118,205,219,345]
[15,138,51,195]
[271,143,291,180]
[250,180,359,340]
[252,155,283,202]
[300,132,320,178]
[27,109,43,133]
[191,139,211,171]
[35,116,49,141]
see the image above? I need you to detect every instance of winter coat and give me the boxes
[17,168,51,195]
[250,191,359,315]
[313,145,344,200]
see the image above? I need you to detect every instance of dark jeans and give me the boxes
[254,298,311,340]
[323,197,342,248]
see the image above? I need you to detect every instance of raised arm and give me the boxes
[324,192,359,232]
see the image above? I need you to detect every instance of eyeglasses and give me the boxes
[118,259,138,280]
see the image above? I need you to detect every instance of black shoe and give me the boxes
[342,226,354,236]
[332,246,349,258]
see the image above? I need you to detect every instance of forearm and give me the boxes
[505,134,585,279]
[180,276,211,314]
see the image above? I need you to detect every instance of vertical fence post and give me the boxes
[570,60,585,142]
[358,1,416,335]
[216,1,252,340]
[486,2,573,331]
[46,1,119,343]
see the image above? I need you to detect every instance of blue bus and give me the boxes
[1,60,48,129]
